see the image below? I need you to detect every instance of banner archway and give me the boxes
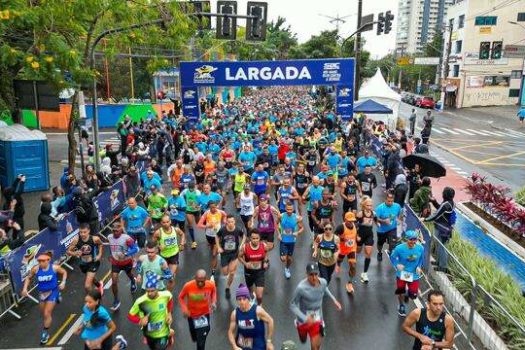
[179,58,355,121]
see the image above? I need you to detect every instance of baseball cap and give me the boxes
[259,194,269,201]
[405,230,418,240]
[281,341,298,350]
[306,262,319,274]
[344,212,356,222]
[171,189,180,196]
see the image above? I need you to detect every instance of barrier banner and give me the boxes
[336,85,354,119]
[95,181,125,224]
[404,205,432,270]
[181,87,200,122]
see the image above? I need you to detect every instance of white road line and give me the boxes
[451,167,462,171]
[444,129,460,135]
[453,128,475,136]
[481,129,503,137]
[505,129,525,137]
[466,129,489,136]
[431,127,445,134]
[57,316,83,346]
[3,348,62,350]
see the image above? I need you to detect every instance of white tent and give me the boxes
[357,68,401,130]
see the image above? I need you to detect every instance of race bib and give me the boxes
[237,335,253,349]
[170,208,178,216]
[308,160,315,166]
[39,290,52,301]
[320,249,332,259]
[147,321,163,332]
[361,182,370,192]
[249,261,262,270]
[400,271,414,282]
[297,182,307,189]
[193,316,209,329]
[241,205,251,213]
[306,309,321,322]
[224,240,236,251]
[283,228,293,236]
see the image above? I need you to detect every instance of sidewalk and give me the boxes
[431,166,470,203]
[441,105,522,131]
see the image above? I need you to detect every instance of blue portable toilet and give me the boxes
[0,124,50,192]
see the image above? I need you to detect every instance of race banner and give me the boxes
[181,86,200,122]
[336,84,353,119]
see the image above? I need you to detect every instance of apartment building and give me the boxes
[443,0,525,108]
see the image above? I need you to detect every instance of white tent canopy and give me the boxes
[357,68,401,130]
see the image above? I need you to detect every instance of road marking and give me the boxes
[448,141,502,151]
[477,150,525,164]
[453,128,475,136]
[443,129,460,135]
[57,315,83,346]
[505,129,525,137]
[466,129,489,136]
[431,127,445,134]
[47,313,76,345]
[481,129,504,137]
[451,167,462,171]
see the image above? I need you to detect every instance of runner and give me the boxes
[153,214,185,290]
[334,212,358,294]
[303,147,319,175]
[216,215,245,299]
[136,240,173,292]
[178,269,217,350]
[182,182,202,249]
[121,197,151,248]
[76,289,117,350]
[355,196,376,283]
[390,230,425,317]
[402,290,455,350]
[128,274,175,350]
[290,263,342,350]
[107,222,139,311]
[147,186,168,226]
[237,184,256,233]
[198,184,223,211]
[311,189,336,235]
[293,163,310,214]
[251,163,270,198]
[252,194,281,251]
[277,177,300,213]
[197,201,227,275]
[239,229,269,305]
[227,283,275,350]
[278,203,304,279]
[67,223,104,294]
[312,224,339,285]
[21,251,68,345]
[375,192,403,261]
[356,165,377,198]
[302,176,324,235]
[167,188,187,231]
[339,173,359,217]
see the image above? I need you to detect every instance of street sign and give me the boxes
[414,57,440,65]
[504,45,525,58]
[361,14,374,32]
[397,57,413,66]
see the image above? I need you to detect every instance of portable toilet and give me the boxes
[0,124,50,192]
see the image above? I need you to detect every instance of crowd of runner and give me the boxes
[22,87,455,350]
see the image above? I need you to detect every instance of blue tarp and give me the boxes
[354,99,393,114]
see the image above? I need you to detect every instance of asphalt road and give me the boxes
[0,175,416,350]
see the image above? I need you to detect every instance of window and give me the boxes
[475,16,497,25]
[483,76,509,87]
[511,70,522,79]
[517,13,525,21]
[453,65,460,77]
[509,89,520,97]
[459,15,465,28]
[449,18,454,29]
[455,40,463,53]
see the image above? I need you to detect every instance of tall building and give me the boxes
[396,0,455,54]
[442,0,525,108]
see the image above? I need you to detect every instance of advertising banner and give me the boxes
[336,85,354,119]
[180,58,355,87]
[404,205,432,271]
[181,86,200,122]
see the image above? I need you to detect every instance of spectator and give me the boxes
[2,175,25,229]
[124,166,141,199]
[38,203,58,231]
[72,187,99,235]
[410,177,432,217]
[393,174,408,207]
[51,186,67,217]
[100,157,112,176]
[409,108,416,136]
[105,144,120,168]
[84,164,99,193]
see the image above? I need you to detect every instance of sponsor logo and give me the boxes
[338,88,351,97]
[184,89,196,98]
[194,65,218,83]
[338,103,352,108]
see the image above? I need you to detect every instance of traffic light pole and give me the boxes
[354,0,363,101]
[438,25,453,111]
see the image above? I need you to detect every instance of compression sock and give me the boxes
[364,258,371,272]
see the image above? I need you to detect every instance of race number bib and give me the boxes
[224,239,236,251]
[361,182,370,192]
[193,316,209,329]
[345,239,354,247]
[237,335,254,349]
[283,228,293,236]
[249,261,262,270]
[320,249,332,259]
[306,309,321,322]
[170,208,178,217]
[147,321,163,332]
[400,271,414,282]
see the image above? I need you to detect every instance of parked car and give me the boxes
[416,96,435,109]
[406,94,418,106]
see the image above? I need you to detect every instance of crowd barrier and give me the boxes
[0,180,126,319]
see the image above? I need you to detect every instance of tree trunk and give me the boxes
[67,91,79,173]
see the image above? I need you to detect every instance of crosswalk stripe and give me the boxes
[431,127,445,134]
[467,129,490,136]
[501,132,520,138]
[505,129,525,138]
[444,129,460,135]
[481,129,504,137]
[453,128,475,136]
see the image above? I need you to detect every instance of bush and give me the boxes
[447,233,525,349]
[516,186,525,207]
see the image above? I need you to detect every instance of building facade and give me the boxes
[396,0,455,54]
[443,0,525,108]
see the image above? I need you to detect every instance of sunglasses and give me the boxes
[324,227,333,231]
[408,238,418,241]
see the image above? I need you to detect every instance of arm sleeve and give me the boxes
[125,239,139,257]
[289,286,307,322]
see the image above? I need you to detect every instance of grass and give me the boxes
[446,232,525,350]
[516,186,525,207]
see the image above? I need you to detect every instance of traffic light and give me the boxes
[384,10,394,34]
[479,41,491,59]
[491,41,502,59]
[246,2,268,41]
[216,1,237,40]
[377,12,385,35]
[190,1,211,30]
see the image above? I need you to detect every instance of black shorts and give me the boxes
[245,269,265,288]
[206,235,216,246]
[171,219,185,231]
[111,262,133,274]
[186,211,201,221]
[162,253,179,265]
[84,335,112,350]
[259,231,275,242]
[188,314,211,344]
[377,229,397,248]
[220,251,238,267]
[79,260,100,274]
[343,200,358,213]
[357,231,374,246]
[279,242,295,256]
[129,232,146,248]
[145,335,169,350]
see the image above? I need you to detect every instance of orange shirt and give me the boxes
[203,160,216,177]
[338,224,358,256]
[178,280,217,318]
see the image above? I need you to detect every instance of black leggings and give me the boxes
[188,315,210,350]
[318,263,336,285]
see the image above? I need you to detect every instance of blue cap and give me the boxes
[405,230,418,240]
[145,273,159,290]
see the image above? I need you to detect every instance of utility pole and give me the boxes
[439,26,453,110]
[353,0,363,101]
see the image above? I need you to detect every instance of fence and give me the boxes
[0,180,128,320]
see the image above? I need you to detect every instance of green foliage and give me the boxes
[447,232,525,349]
[515,186,525,207]
[291,30,339,59]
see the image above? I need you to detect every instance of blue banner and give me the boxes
[404,205,432,271]
[180,59,355,87]
[181,86,200,122]
[336,84,354,119]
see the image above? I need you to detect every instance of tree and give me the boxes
[0,0,195,171]
[291,30,339,59]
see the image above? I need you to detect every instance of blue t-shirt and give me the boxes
[252,170,269,193]
[326,153,342,170]
[280,213,298,243]
[81,305,111,340]
[390,243,425,280]
[168,196,186,221]
[356,156,378,173]
[375,202,402,233]
[198,192,223,211]
[239,151,256,170]
[121,206,149,232]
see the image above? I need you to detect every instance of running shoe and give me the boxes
[40,330,50,344]
[210,275,215,283]
[97,281,104,296]
[398,304,407,317]
[130,278,137,293]
[284,268,291,279]
[111,299,121,311]
[377,252,383,262]
[360,272,369,283]
[345,282,354,294]
[191,242,198,249]
[116,335,128,349]
[225,288,231,299]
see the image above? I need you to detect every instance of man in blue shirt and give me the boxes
[167,188,186,230]
[142,170,162,196]
[198,183,223,211]
[120,197,151,248]
[325,148,342,172]
[251,163,270,197]
[390,230,424,316]
[238,145,256,175]
[375,192,403,261]
[356,150,378,174]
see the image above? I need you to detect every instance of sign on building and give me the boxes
[397,57,413,66]
[463,57,509,65]
[479,26,492,34]
[504,45,525,58]
[414,57,440,65]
